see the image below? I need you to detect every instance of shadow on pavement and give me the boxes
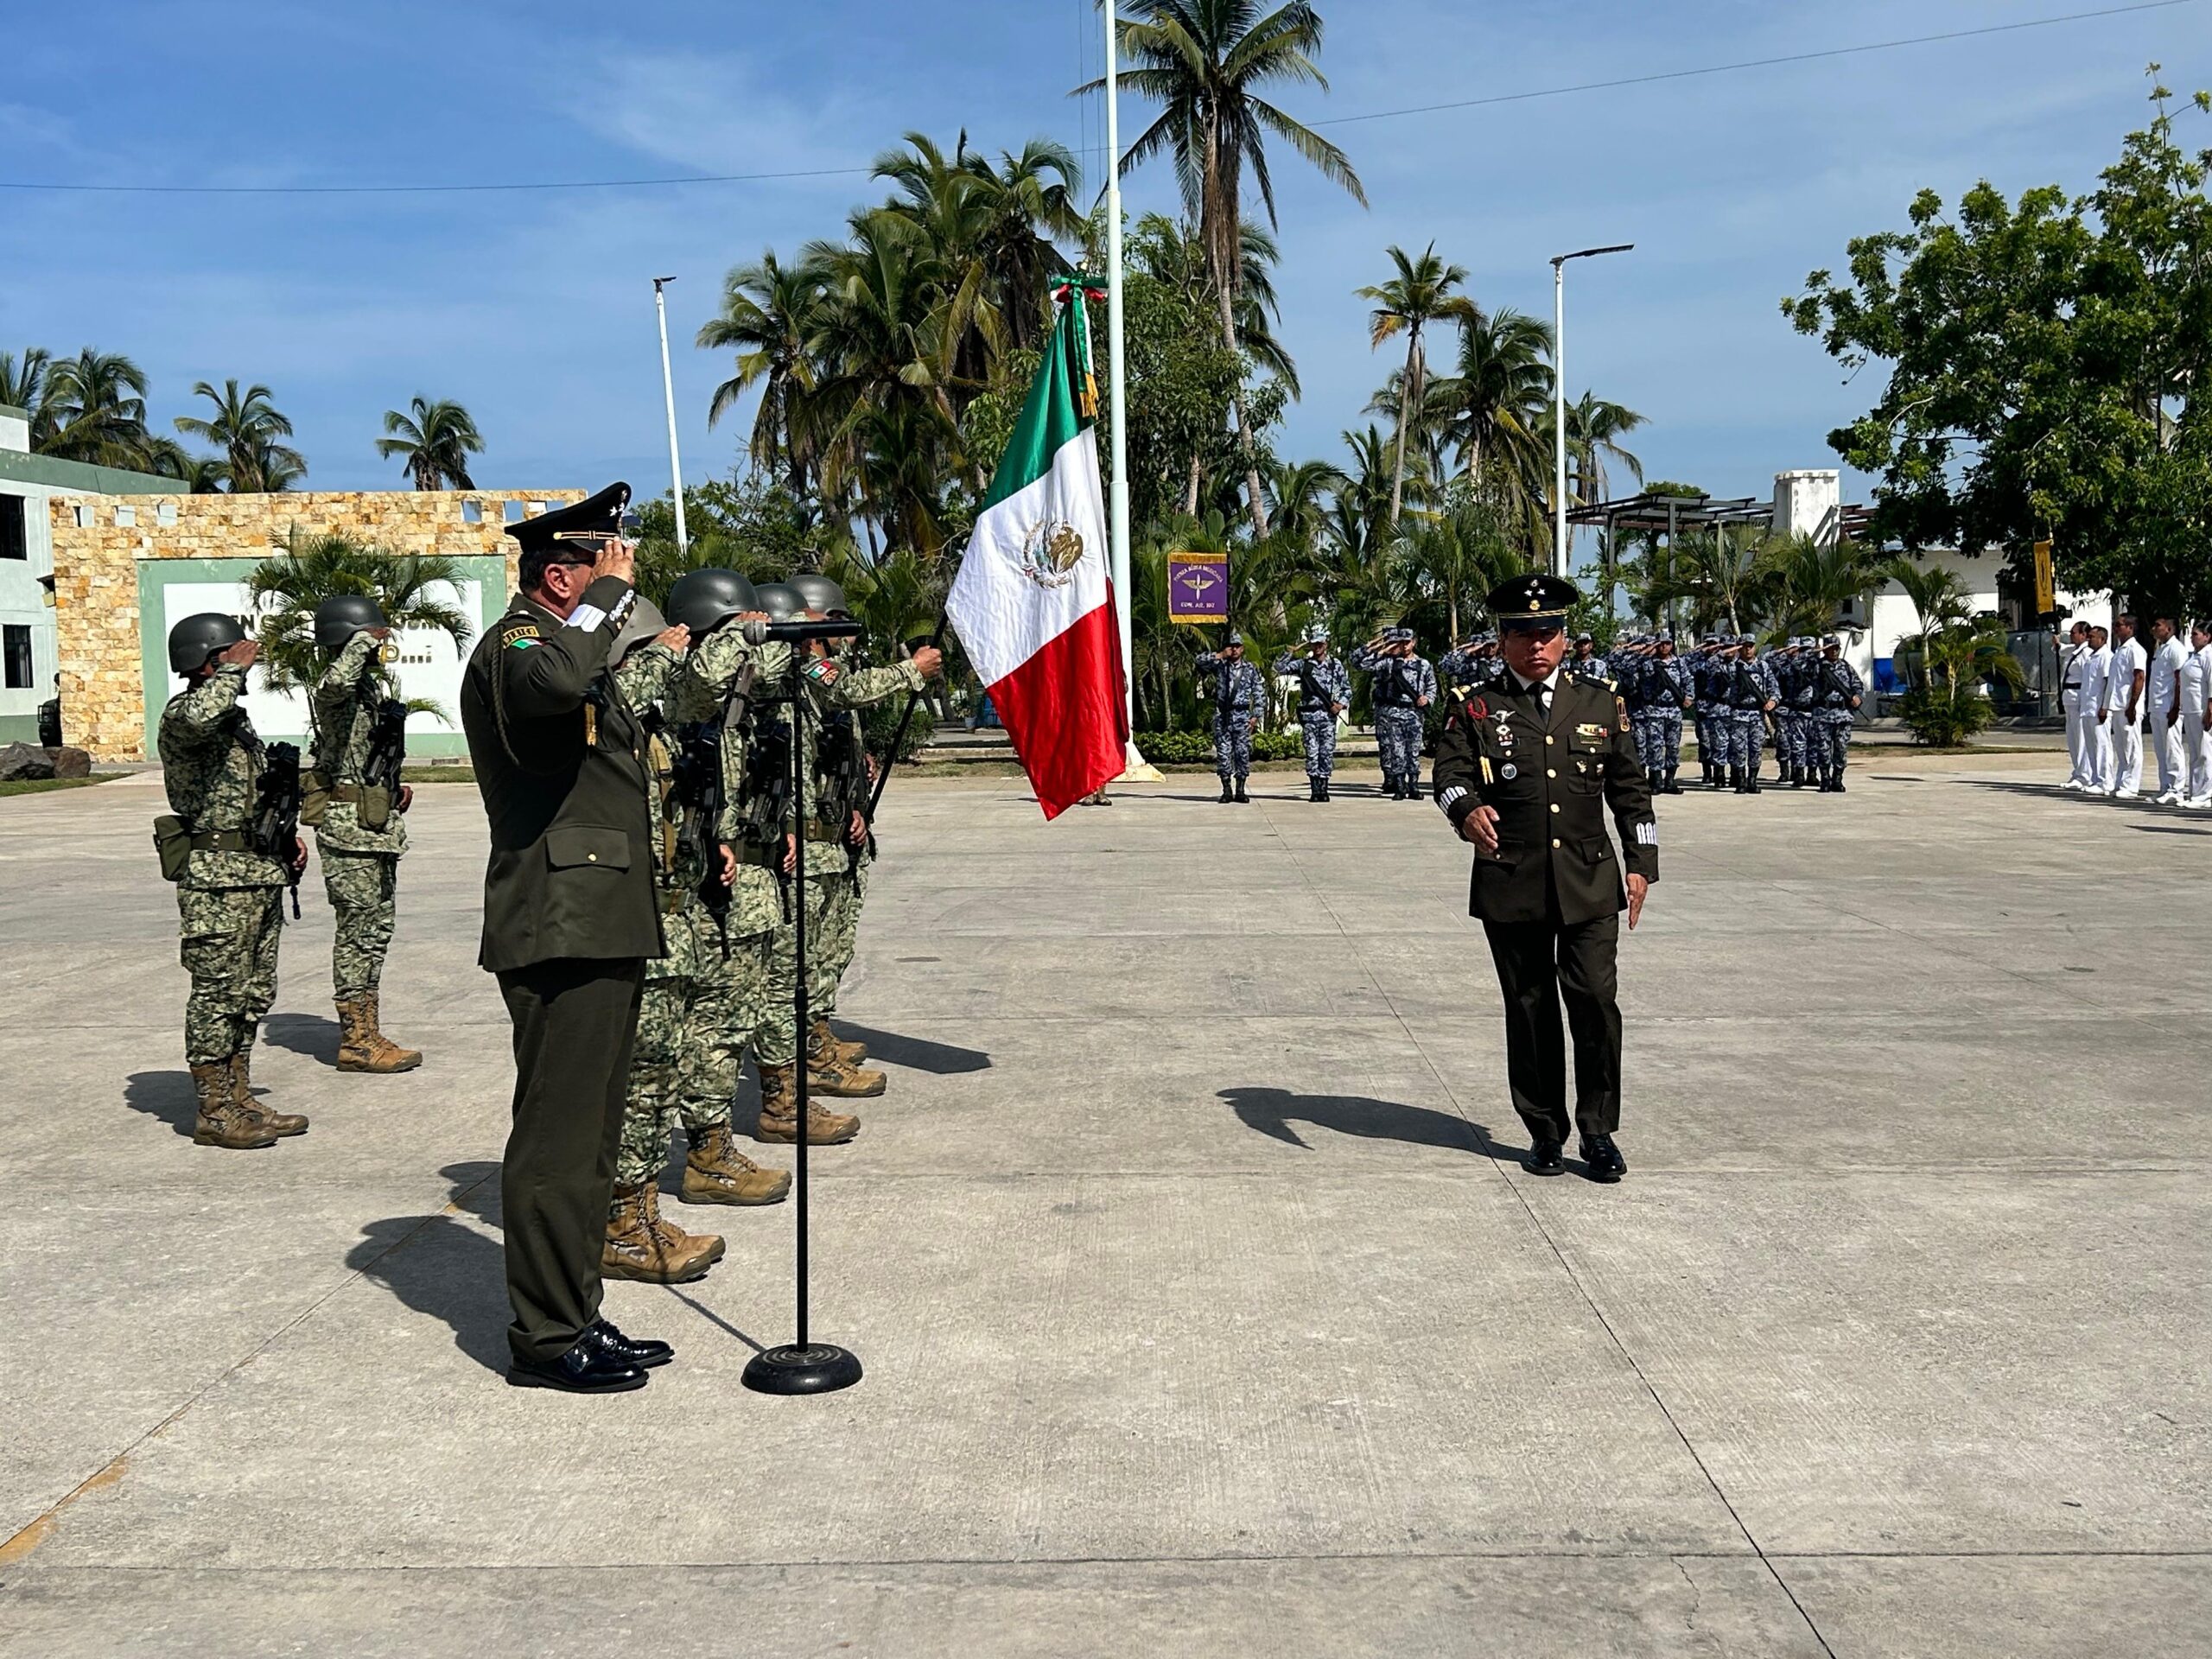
[345,1160,508,1376]
[1220,1085,1503,1157]
[123,1069,197,1137]
[264,1012,340,1064]
[839,1025,991,1075]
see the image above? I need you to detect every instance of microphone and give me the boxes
[739,617,865,645]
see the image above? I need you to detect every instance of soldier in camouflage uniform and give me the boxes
[595,588,785,1287]
[1643,634,1693,794]
[1354,627,1437,799]
[1274,624,1350,801]
[1726,635,1777,792]
[790,571,944,1093]
[1809,634,1866,791]
[1196,632,1265,803]
[156,616,310,1150]
[306,598,421,1074]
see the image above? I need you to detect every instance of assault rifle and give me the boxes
[365,693,409,798]
[738,709,795,923]
[818,709,873,874]
[671,719,734,957]
[253,741,304,918]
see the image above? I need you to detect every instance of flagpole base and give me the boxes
[742,1343,864,1395]
[1116,739,1165,784]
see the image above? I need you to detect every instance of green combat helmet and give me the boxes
[168,613,246,676]
[666,569,760,639]
[314,595,387,653]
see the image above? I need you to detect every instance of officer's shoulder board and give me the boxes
[501,619,543,652]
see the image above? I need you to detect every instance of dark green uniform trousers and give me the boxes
[1481,908,1623,1147]
[496,958,645,1365]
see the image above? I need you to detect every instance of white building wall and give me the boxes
[0,460,63,741]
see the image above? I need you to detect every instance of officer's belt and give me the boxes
[802,821,849,845]
[184,828,255,853]
[733,840,784,868]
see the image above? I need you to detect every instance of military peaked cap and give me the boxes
[1488,571,1579,629]
[505,481,632,554]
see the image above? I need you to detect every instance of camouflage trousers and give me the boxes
[616,903,775,1187]
[321,847,398,999]
[1212,712,1254,781]
[1298,711,1338,779]
[809,861,868,1020]
[177,884,284,1065]
[1725,709,1765,770]
[758,874,831,1069]
[1645,708,1684,771]
[1813,714,1855,774]
[1375,707,1424,783]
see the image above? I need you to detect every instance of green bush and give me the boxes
[1137,728,1304,764]
[862,696,938,764]
[1897,684,1993,747]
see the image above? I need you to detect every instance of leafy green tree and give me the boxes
[376,397,483,490]
[175,378,304,493]
[245,534,473,720]
[1357,242,1471,525]
[1095,0,1366,537]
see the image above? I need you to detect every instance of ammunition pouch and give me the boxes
[152,816,253,882]
[300,770,332,827]
[301,773,394,831]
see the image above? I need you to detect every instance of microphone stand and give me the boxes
[742,645,863,1396]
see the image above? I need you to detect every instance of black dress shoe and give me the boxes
[508,1339,650,1394]
[1523,1140,1565,1176]
[1580,1134,1628,1183]
[588,1318,673,1370]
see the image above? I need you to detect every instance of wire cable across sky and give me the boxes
[0,0,2201,199]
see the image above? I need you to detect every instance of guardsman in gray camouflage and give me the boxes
[1354,626,1437,798]
[1275,624,1351,801]
[1690,635,1724,787]
[306,596,422,1074]
[1437,635,1481,692]
[1779,638,1817,787]
[1643,633,1692,794]
[1809,633,1866,791]
[156,615,312,1150]
[1197,630,1266,803]
[1725,634,1776,792]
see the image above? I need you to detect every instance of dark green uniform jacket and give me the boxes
[1433,669,1659,925]
[460,578,665,973]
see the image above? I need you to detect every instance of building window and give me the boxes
[461,499,483,524]
[73,504,91,528]
[0,495,24,560]
[157,501,178,527]
[3,624,31,690]
[502,500,524,524]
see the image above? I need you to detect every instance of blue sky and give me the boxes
[6,0,2211,513]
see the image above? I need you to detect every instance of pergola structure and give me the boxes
[1567,490,1877,543]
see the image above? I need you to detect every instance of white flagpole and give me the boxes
[1105,4,1160,781]
[652,276,689,555]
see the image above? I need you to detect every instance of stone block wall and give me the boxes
[51,488,582,760]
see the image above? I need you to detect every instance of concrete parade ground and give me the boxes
[1,751,2207,1657]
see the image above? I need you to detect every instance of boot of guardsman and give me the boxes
[191,1060,276,1150]
[810,1014,866,1066]
[758,1061,861,1144]
[1308,778,1322,803]
[335,995,423,1073]
[1233,778,1249,804]
[232,1052,308,1137]
[1318,779,1330,802]
[681,1121,792,1205]
[602,1181,724,1283]
[807,1026,887,1098]
[1217,781,1234,804]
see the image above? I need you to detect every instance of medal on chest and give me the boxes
[1491,712,1516,752]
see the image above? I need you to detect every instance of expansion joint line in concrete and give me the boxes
[1257,795,1840,1659]
[0,1169,504,1566]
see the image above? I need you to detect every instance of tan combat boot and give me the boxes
[232,1052,308,1137]
[805,1028,887,1099]
[810,1016,867,1066]
[191,1060,276,1149]
[602,1182,725,1283]
[681,1122,792,1206]
[756,1061,861,1145]
[335,995,423,1074]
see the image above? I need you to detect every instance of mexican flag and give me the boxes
[946,283,1128,819]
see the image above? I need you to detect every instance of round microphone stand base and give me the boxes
[743,1342,864,1395]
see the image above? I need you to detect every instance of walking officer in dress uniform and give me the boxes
[1275,625,1350,801]
[1196,631,1266,803]
[460,482,674,1395]
[1433,572,1656,1182]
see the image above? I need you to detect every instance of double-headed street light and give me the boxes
[1551,244,1633,579]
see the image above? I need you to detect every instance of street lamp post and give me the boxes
[652,276,689,556]
[1551,244,1633,579]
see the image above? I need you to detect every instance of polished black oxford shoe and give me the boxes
[508,1340,650,1394]
[587,1318,673,1370]
[1523,1140,1566,1176]
[1580,1134,1628,1184]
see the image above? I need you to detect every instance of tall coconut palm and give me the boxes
[0,348,51,423]
[375,396,484,490]
[1565,391,1646,608]
[40,348,152,467]
[143,436,230,494]
[1434,307,1554,558]
[699,250,826,504]
[1754,532,1882,643]
[175,379,305,493]
[1090,0,1366,537]
[1357,243,1471,525]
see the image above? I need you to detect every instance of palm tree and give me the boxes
[1565,391,1647,609]
[1754,532,1881,643]
[247,532,474,706]
[376,397,484,490]
[1093,0,1367,537]
[40,349,152,467]
[175,379,305,493]
[1433,308,1554,560]
[1650,525,1765,637]
[143,436,230,494]
[700,251,827,505]
[0,348,50,422]
[1357,243,1471,525]
[1881,558,1978,692]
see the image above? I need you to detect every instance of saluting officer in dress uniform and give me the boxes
[1433,573,1658,1183]
[460,483,673,1395]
